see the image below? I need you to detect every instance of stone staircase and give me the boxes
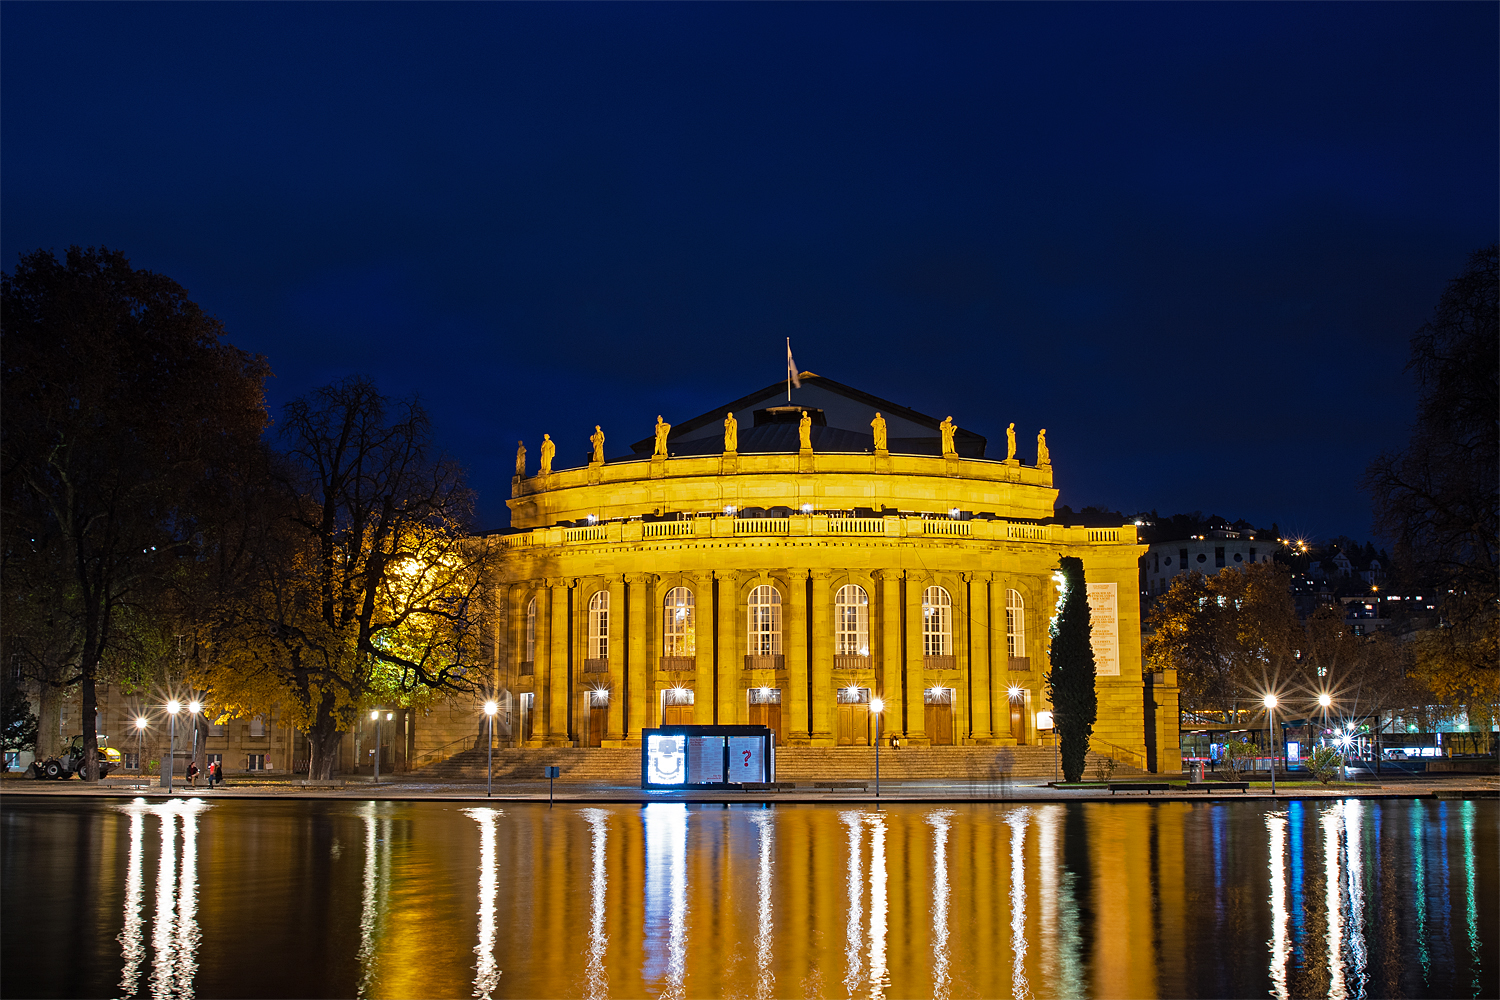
[413,744,1144,783]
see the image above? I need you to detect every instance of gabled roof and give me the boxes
[628,372,988,458]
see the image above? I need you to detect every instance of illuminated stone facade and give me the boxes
[486,374,1162,763]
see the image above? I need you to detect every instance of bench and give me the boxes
[1186,781,1249,793]
[814,781,869,791]
[1108,782,1172,795]
[299,780,346,788]
[739,782,798,792]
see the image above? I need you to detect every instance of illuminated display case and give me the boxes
[641,725,774,788]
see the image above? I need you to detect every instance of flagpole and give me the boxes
[786,337,791,401]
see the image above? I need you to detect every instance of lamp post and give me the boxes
[370,710,382,784]
[165,701,180,792]
[134,717,148,789]
[188,700,202,786]
[483,701,498,798]
[870,698,884,798]
[1263,694,1278,794]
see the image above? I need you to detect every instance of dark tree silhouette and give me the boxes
[1045,556,1097,783]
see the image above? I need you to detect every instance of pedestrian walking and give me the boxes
[209,761,221,787]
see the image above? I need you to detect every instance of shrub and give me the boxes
[1309,745,1343,784]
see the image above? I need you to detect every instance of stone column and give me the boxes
[605,575,627,744]
[693,572,715,725]
[532,582,552,744]
[626,574,650,743]
[968,573,994,742]
[548,579,572,746]
[904,572,928,745]
[716,570,740,725]
[784,569,811,743]
[990,580,1011,744]
[878,570,901,729]
[809,570,834,746]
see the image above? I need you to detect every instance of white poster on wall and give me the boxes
[1086,582,1119,676]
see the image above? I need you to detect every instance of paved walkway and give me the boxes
[5,772,1495,805]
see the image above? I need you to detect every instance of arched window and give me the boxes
[525,597,537,662]
[588,591,609,659]
[922,586,951,656]
[834,584,870,656]
[1006,589,1025,659]
[747,585,782,655]
[662,587,695,656]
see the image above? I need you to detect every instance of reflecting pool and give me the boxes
[2,797,1494,998]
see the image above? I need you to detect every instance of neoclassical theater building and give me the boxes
[485,374,1157,762]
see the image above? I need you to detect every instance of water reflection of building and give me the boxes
[482,374,1167,765]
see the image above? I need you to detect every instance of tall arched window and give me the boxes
[747,585,782,655]
[834,584,870,656]
[662,587,695,656]
[1006,588,1025,658]
[922,586,952,656]
[525,597,537,662]
[588,591,609,659]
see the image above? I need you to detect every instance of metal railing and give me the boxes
[659,656,695,671]
[409,734,480,770]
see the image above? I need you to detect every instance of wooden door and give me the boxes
[663,705,693,726]
[925,689,954,746]
[586,703,606,747]
[1010,701,1025,743]
[748,692,782,745]
[837,704,870,746]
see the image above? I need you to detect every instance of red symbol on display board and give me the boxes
[743,750,753,767]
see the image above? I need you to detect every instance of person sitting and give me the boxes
[186,760,200,787]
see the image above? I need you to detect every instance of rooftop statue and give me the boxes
[539,433,556,475]
[723,411,737,452]
[653,415,671,457]
[1006,422,1016,461]
[590,425,605,465]
[799,410,813,451]
[940,415,957,457]
[871,411,888,451]
[515,440,526,477]
[1037,428,1050,466]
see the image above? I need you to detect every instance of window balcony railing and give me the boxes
[833,654,871,671]
[659,656,696,671]
[519,661,534,676]
[744,654,784,671]
[1008,656,1031,671]
[583,657,609,673]
[924,655,956,672]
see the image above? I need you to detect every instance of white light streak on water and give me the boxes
[644,804,689,1000]
[1035,806,1061,992]
[579,808,610,1000]
[840,811,864,996]
[1323,803,1346,1000]
[148,806,178,999]
[357,804,384,997]
[1265,811,1289,1000]
[463,808,504,1000]
[926,811,953,1000]
[1006,809,1033,1000]
[865,811,888,998]
[750,811,776,1000]
[1344,800,1368,995]
[173,800,203,998]
[1462,801,1479,995]
[118,802,146,997]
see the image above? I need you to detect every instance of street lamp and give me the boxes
[370,710,393,784]
[483,701,498,798]
[134,717,148,789]
[165,700,181,792]
[869,698,884,798]
[188,701,202,786]
[1263,693,1278,794]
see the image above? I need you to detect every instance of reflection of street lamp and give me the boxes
[165,701,181,792]
[134,717,148,788]
[483,701,498,798]
[1263,694,1279,794]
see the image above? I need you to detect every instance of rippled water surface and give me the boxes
[2,797,1494,998]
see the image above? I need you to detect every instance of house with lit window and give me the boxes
[479,373,1169,770]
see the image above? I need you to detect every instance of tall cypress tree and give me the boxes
[1045,556,1097,782]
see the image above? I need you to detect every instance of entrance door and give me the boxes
[924,688,954,746]
[585,691,607,747]
[747,688,782,745]
[662,688,695,726]
[836,687,871,746]
[520,693,534,743]
[1010,698,1026,743]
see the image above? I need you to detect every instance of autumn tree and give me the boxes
[198,378,491,779]
[1045,556,1096,783]
[1,247,270,780]
[1365,244,1498,727]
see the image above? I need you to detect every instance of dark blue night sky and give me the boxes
[3,3,1494,536]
